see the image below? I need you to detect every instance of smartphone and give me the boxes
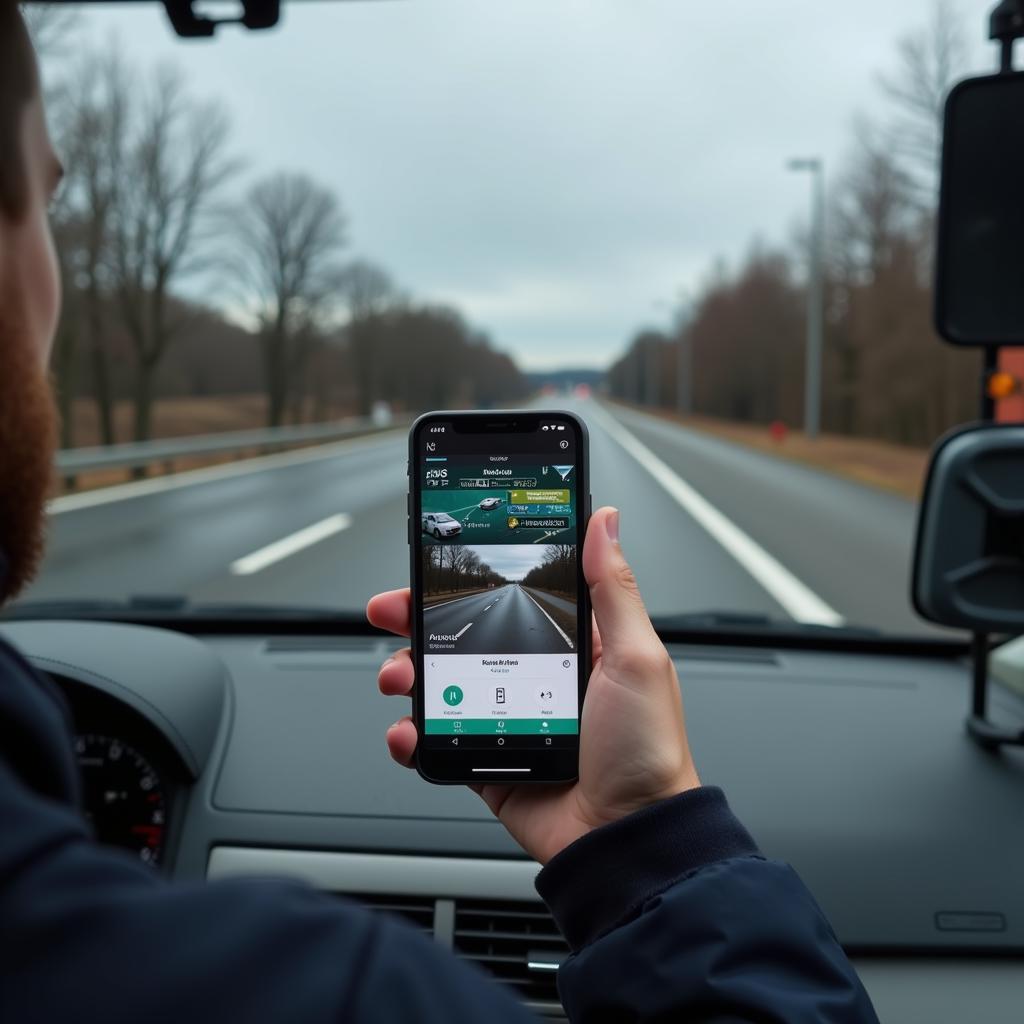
[408,410,591,784]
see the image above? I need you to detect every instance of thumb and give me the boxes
[582,507,659,657]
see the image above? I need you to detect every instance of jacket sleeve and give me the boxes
[0,757,538,1024]
[536,787,879,1024]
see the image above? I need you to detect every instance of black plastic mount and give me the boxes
[944,4,1024,749]
[964,358,1024,751]
[163,0,280,38]
[991,0,1024,70]
[968,634,1024,749]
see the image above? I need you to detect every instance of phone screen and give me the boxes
[410,412,589,782]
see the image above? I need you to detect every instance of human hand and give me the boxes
[367,506,700,864]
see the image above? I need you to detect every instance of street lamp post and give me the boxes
[787,157,825,441]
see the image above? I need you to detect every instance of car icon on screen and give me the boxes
[478,497,503,511]
[421,512,463,538]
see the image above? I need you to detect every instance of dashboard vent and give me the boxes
[453,898,568,1008]
[341,892,436,935]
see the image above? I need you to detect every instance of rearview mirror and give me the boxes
[935,72,1024,346]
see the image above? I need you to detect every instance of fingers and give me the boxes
[582,507,661,659]
[379,650,416,767]
[386,716,418,768]
[378,648,414,696]
[367,589,412,638]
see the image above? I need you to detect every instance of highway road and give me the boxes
[25,398,937,636]
[423,584,575,654]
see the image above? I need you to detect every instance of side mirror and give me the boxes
[935,72,1024,346]
[912,423,1024,631]
[913,423,1024,749]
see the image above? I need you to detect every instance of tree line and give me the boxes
[32,23,527,448]
[422,545,506,597]
[607,1,980,448]
[522,545,577,598]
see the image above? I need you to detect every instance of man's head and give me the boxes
[0,3,64,604]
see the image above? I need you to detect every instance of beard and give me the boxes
[0,297,57,605]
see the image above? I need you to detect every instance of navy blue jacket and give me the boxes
[0,634,878,1023]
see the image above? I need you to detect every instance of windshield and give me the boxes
[20,0,995,634]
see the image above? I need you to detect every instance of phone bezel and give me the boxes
[408,409,591,785]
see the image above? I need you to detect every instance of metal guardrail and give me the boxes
[55,415,405,477]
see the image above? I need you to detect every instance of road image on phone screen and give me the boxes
[417,426,581,751]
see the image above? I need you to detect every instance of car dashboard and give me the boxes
[2,618,1022,1021]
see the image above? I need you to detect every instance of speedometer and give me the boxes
[75,733,167,865]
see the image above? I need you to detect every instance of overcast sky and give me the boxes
[460,544,555,582]
[58,0,995,370]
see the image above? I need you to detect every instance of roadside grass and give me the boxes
[521,586,578,647]
[68,394,270,447]
[609,401,928,501]
[53,394,375,497]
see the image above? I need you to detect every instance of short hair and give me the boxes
[0,4,39,221]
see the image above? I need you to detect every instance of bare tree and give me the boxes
[22,3,80,61]
[111,65,235,442]
[49,50,131,446]
[340,260,397,321]
[232,172,347,426]
[338,260,399,417]
[831,122,918,285]
[48,182,82,449]
[878,0,968,200]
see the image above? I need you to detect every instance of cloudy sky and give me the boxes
[58,0,994,370]
[460,544,554,582]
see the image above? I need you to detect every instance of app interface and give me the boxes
[418,421,580,747]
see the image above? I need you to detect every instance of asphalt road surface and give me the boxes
[25,398,940,636]
[423,584,575,654]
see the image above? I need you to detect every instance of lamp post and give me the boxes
[787,157,825,440]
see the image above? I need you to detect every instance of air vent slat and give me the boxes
[337,892,435,933]
[457,907,554,922]
[455,927,563,943]
[454,898,569,1007]
[458,951,529,966]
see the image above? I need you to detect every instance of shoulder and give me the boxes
[0,631,80,804]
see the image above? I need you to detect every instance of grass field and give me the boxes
[67,394,271,448]
[54,394,359,496]
[612,402,928,500]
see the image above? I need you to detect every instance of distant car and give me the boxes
[478,497,502,511]
[421,512,462,538]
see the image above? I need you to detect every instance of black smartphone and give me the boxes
[408,410,591,784]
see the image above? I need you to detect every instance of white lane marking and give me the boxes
[519,586,575,650]
[454,621,474,640]
[424,591,489,612]
[49,430,404,515]
[484,604,493,611]
[229,514,352,575]
[588,403,843,627]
